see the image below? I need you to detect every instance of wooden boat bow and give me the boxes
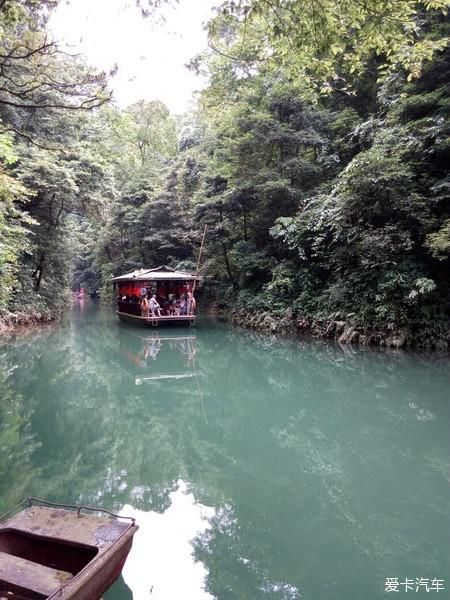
[0,497,138,600]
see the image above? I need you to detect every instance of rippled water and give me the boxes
[0,302,448,599]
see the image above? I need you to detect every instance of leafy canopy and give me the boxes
[206,0,450,95]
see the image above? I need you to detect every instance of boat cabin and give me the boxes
[112,266,200,327]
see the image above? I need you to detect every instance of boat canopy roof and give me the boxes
[112,265,199,282]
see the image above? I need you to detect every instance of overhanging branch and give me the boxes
[0,125,65,152]
[0,94,112,111]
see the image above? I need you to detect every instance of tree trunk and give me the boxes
[120,228,128,260]
[222,242,236,288]
[32,252,46,291]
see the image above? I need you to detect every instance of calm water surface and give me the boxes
[0,302,448,599]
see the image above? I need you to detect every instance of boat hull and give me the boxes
[54,533,134,599]
[117,311,195,327]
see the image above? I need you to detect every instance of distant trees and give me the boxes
[0,0,449,345]
[90,99,191,294]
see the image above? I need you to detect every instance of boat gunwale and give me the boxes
[116,311,196,325]
[0,497,136,526]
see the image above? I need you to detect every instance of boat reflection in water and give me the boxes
[117,328,198,387]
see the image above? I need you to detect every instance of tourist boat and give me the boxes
[76,288,87,300]
[112,266,201,327]
[0,496,138,599]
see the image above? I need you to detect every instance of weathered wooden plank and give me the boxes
[0,550,72,596]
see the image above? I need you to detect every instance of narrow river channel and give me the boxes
[0,302,448,599]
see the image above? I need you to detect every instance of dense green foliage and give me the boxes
[0,0,449,346]
[0,0,112,316]
[187,3,450,346]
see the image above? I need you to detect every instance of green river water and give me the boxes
[0,302,448,599]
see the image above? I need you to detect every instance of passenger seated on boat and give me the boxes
[169,298,177,315]
[140,295,149,317]
[149,294,161,316]
[179,296,187,315]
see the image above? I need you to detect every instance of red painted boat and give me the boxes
[112,266,201,327]
[0,497,138,599]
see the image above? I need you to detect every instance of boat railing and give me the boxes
[0,496,136,526]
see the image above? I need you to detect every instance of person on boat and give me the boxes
[179,296,187,315]
[187,291,196,315]
[169,297,177,315]
[140,295,149,317]
[149,294,161,317]
[162,299,171,315]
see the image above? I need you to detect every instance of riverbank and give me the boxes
[0,309,56,335]
[2,302,448,351]
[228,308,450,351]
